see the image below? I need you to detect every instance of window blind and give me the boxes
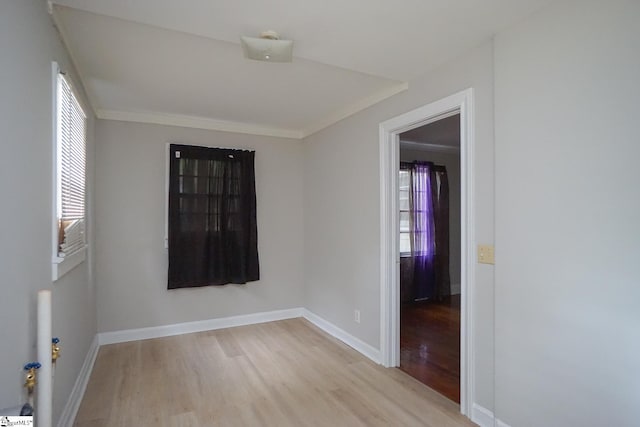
[56,73,86,257]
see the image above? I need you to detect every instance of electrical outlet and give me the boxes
[354,309,360,323]
[478,244,495,264]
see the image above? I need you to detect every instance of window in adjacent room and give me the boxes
[399,166,412,255]
[167,144,260,289]
[52,63,87,281]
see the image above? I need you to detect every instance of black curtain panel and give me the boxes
[168,144,259,289]
[431,165,451,300]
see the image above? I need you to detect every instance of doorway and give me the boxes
[379,89,475,416]
[398,115,461,403]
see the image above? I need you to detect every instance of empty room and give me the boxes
[1,1,638,426]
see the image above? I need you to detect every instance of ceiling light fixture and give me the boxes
[240,31,293,63]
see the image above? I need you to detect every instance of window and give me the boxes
[167,144,259,289]
[399,167,411,255]
[52,64,87,280]
[399,162,441,258]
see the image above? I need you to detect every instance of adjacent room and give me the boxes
[398,114,462,403]
[1,0,639,426]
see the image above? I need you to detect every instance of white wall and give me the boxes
[302,42,495,409]
[494,0,640,425]
[400,149,462,293]
[95,121,304,332]
[0,0,97,423]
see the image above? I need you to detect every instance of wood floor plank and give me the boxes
[400,296,461,403]
[74,318,476,427]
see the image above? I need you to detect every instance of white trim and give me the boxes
[302,309,381,364]
[96,81,406,140]
[0,406,23,416]
[52,247,87,281]
[379,118,400,369]
[451,282,462,295]
[461,92,476,418]
[379,88,476,417]
[472,403,495,427]
[98,308,304,345]
[399,140,460,154]
[301,82,409,138]
[471,403,512,427]
[51,61,61,280]
[164,143,170,249]
[49,11,99,117]
[57,335,99,427]
[96,109,303,140]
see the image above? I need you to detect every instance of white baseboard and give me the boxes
[0,405,23,416]
[98,307,304,345]
[451,282,461,295]
[302,309,381,364]
[57,335,99,427]
[472,403,512,427]
[472,403,495,427]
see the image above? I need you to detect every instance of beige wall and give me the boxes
[94,121,305,332]
[494,0,640,425]
[302,41,495,410]
[0,0,97,423]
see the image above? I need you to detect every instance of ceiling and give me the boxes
[51,0,551,139]
[400,114,460,150]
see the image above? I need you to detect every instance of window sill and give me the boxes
[52,246,87,281]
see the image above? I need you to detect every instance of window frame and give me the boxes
[51,62,88,281]
[399,167,412,257]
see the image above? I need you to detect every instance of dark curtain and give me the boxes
[168,144,259,289]
[409,162,436,300]
[431,165,450,300]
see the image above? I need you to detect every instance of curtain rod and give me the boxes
[400,161,446,169]
[170,143,255,153]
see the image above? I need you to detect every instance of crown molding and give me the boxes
[96,109,303,139]
[301,82,409,138]
[50,5,100,118]
[96,80,407,140]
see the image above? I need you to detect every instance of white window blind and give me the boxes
[56,73,86,257]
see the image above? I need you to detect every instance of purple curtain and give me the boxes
[410,163,436,300]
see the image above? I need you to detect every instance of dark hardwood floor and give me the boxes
[399,295,461,403]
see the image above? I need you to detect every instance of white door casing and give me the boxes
[379,88,475,416]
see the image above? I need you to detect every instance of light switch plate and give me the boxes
[478,244,495,264]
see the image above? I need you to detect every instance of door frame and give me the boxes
[378,88,475,415]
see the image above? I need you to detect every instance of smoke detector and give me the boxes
[240,31,294,62]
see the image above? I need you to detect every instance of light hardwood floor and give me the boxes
[74,318,477,427]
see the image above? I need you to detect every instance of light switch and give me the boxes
[478,244,495,265]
